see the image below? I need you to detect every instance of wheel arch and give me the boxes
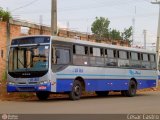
[130,78,138,87]
[74,76,86,91]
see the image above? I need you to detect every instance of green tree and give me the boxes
[91,17,110,40]
[0,8,4,19]
[122,26,132,41]
[110,29,122,40]
[0,7,12,21]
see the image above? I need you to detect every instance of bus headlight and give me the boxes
[8,82,15,85]
[39,80,48,85]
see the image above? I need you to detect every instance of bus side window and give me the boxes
[75,45,85,55]
[90,47,104,66]
[130,52,141,68]
[150,54,156,69]
[52,47,70,65]
[150,54,155,62]
[105,49,117,67]
[73,45,89,65]
[56,48,70,65]
[117,50,129,68]
[142,53,151,69]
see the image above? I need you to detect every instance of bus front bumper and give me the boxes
[7,83,51,92]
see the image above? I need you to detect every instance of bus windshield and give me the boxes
[8,45,49,72]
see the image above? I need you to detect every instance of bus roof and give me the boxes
[52,36,156,54]
[11,35,155,54]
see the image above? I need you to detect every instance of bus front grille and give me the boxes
[17,82,27,85]
[17,87,35,91]
[28,82,38,85]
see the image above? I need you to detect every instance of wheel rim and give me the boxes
[74,85,81,96]
[131,84,136,95]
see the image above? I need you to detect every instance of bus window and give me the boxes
[75,45,85,55]
[105,49,117,67]
[142,54,149,61]
[107,49,114,58]
[52,48,70,65]
[117,51,129,68]
[142,53,151,69]
[150,54,155,62]
[73,45,89,65]
[150,54,156,69]
[56,49,70,64]
[93,47,100,56]
[52,47,71,72]
[90,47,105,66]
[131,52,138,60]
[119,51,127,59]
[130,52,141,68]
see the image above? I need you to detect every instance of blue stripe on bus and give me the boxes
[56,79,156,92]
[57,73,157,79]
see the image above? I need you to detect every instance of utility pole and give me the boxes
[39,15,43,35]
[143,30,147,49]
[51,0,57,36]
[132,18,135,46]
[151,0,160,71]
[132,6,136,46]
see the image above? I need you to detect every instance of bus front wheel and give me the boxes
[69,80,82,100]
[36,92,50,100]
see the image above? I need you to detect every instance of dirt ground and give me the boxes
[0,81,160,101]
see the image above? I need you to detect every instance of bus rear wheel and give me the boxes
[69,80,82,100]
[95,91,109,97]
[124,80,137,97]
[36,92,50,100]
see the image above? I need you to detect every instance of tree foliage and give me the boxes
[91,17,132,43]
[0,7,12,21]
[110,29,122,40]
[122,27,132,41]
[91,17,110,39]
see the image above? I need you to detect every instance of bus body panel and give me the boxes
[55,66,157,92]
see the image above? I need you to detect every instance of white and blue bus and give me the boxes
[7,35,158,100]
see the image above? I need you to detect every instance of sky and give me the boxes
[0,0,159,49]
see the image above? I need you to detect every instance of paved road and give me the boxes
[0,92,160,114]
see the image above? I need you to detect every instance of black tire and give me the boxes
[95,91,109,97]
[69,80,82,100]
[36,92,50,100]
[125,80,137,97]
